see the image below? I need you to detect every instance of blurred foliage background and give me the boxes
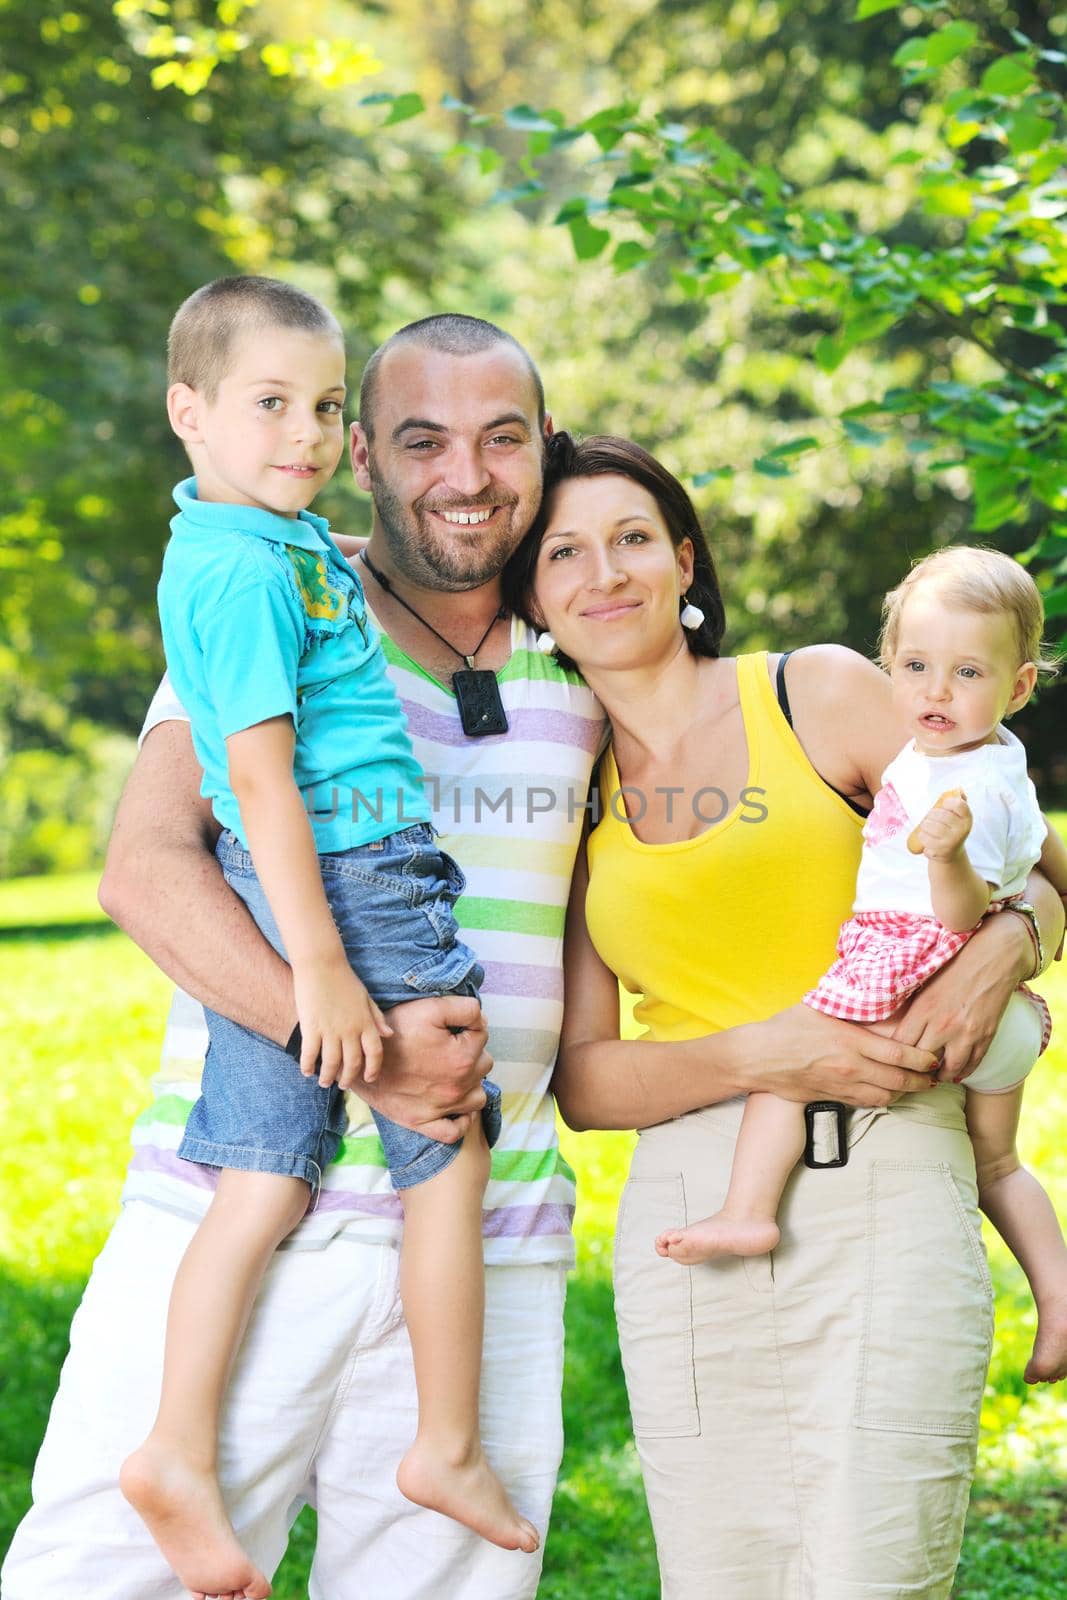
[2,0,1066,875]
[2,6,1067,1594]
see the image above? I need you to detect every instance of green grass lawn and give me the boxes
[1,867,1066,1597]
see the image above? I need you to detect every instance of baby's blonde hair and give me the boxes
[879,545,1059,678]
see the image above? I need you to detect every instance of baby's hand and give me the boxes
[908,789,972,862]
[294,958,393,1090]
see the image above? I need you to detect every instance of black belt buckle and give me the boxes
[803,1101,849,1168]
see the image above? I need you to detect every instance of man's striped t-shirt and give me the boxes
[122,613,605,1267]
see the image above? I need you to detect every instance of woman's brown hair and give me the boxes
[502,432,726,669]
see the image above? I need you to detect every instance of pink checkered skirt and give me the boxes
[805,911,967,1023]
[804,910,1052,1054]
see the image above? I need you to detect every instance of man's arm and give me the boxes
[99,720,295,1041]
[1040,818,1067,903]
[99,719,488,1139]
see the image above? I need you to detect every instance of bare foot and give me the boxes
[397,1439,539,1552]
[120,1441,271,1599]
[655,1212,780,1265]
[1024,1295,1067,1384]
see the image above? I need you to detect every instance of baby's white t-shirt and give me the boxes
[853,726,1046,918]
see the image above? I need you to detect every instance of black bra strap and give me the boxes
[772,649,869,818]
[775,650,795,728]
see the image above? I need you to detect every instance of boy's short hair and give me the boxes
[879,545,1059,676]
[168,276,343,401]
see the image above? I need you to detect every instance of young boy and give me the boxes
[120,277,538,1600]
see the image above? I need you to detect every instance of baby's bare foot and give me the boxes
[120,1441,271,1599]
[1024,1294,1067,1384]
[397,1440,539,1552]
[655,1213,780,1265]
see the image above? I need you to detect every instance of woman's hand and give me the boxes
[742,1005,938,1107]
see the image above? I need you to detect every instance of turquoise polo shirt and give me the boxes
[158,478,431,853]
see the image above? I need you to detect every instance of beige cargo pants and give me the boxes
[613,1086,993,1599]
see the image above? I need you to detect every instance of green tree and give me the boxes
[434,0,1067,783]
[0,0,467,744]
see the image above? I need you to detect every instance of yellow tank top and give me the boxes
[585,652,866,1043]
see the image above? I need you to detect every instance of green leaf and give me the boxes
[692,468,735,486]
[503,103,562,132]
[971,464,1027,533]
[921,177,974,217]
[612,240,652,272]
[815,334,847,372]
[1006,111,1054,156]
[493,180,545,204]
[764,436,819,459]
[926,21,978,69]
[843,419,884,445]
[753,457,793,478]
[855,0,901,17]
[1031,145,1067,183]
[579,103,640,151]
[892,38,928,69]
[1042,582,1067,620]
[383,92,424,125]
[567,215,612,260]
[979,54,1035,97]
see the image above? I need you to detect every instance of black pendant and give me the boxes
[453,669,509,736]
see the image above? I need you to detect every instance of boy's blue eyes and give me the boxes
[256,397,343,414]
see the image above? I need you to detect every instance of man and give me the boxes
[5,314,1047,1600]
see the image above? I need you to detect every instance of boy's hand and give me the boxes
[293,957,393,1089]
[909,790,972,862]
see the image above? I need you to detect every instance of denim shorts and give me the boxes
[179,823,501,1191]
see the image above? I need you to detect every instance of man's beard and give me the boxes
[367,456,536,592]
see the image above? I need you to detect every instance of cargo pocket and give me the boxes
[854,1160,993,1436]
[613,1175,700,1439]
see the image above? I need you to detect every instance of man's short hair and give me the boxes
[167,276,343,401]
[358,314,545,441]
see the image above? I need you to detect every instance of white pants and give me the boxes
[2,1201,567,1600]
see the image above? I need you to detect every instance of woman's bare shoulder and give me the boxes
[785,643,889,711]
[779,644,904,800]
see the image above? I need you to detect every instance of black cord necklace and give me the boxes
[360,548,509,737]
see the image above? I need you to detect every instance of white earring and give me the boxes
[536,630,558,655]
[680,599,705,631]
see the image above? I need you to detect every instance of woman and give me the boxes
[503,433,1063,1599]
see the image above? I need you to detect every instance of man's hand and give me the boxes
[890,910,1031,1082]
[354,994,491,1143]
[743,1005,938,1107]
